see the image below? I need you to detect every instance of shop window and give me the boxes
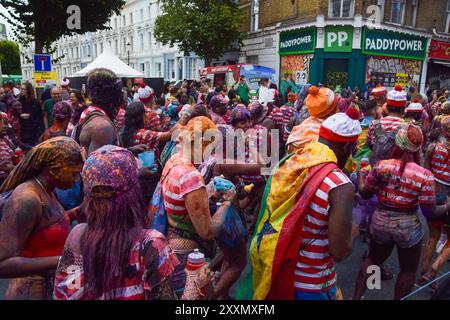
[247,55,259,65]
[390,0,405,24]
[328,0,355,18]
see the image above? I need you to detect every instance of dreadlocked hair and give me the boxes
[80,183,147,300]
[87,68,124,120]
[0,137,83,193]
[120,102,145,148]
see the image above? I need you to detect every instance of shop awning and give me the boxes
[431,60,450,67]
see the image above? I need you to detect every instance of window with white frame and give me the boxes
[130,12,133,25]
[156,62,162,78]
[140,8,144,21]
[140,33,144,51]
[390,0,405,24]
[446,0,450,33]
[251,0,259,32]
[122,15,126,26]
[114,18,118,29]
[328,0,355,18]
[148,32,152,49]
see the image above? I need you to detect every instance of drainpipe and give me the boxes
[377,0,385,23]
[412,0,418,28]
[253,0,259,32]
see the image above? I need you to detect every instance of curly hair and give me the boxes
[120,102,145,148]
[86,68,124,120]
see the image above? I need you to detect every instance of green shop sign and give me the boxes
[279,28,316,55]
[325,26,353,53]
[362,28,427,60]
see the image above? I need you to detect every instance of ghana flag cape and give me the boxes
[249,142,338,300]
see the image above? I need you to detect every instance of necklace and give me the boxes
[35,177,51,199]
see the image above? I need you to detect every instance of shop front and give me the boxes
[313,26,366,90]
[279,27,316,96]
[427,40,450,90]
[361,28,428,91]
[278,26,366,92]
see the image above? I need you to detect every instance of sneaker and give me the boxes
[417,272,438,290]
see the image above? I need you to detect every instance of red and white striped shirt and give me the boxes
[367,159,436,208]
[115,108,126,130]
[54,229,179,300]
[430,142,450,186]
[134,129,161,153]
[145,108,161,131]
[294,169,351,293]
[0,137,14,175]
[366,116,404,148]
[162,154,205,231]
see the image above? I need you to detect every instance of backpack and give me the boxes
[370,120,402,165]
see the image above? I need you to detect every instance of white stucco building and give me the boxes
[20,0,204,83]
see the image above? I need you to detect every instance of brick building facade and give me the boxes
[236,0,450,93]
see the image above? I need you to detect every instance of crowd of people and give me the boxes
[0,69,448,300]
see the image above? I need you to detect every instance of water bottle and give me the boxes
[186,249,206,272]
[13,147,23,165]
[184,249,208,298]
[360,157,370,171]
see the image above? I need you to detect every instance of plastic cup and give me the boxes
[138,150,155,167]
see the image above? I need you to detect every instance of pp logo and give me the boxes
[366,265,381,290]
[67,5,81,30]
[66,264,82,290]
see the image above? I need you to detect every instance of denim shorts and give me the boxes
[370,208,424,249]
[294,286,337,300]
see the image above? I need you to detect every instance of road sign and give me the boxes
[34,71,58,88]
[34,54,52,72]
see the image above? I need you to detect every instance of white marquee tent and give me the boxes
[71,48,143,78]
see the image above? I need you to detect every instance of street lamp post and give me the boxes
[126,42,131,66]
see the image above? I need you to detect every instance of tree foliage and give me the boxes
[0,0,125,57]
[154,0,246,66]
[0,40,20,74]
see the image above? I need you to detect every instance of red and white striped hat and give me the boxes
[387,85,407,107]
[319,108,362,143]
[138,83,154,103]
[405,98,424,113]
[371,85,386,96]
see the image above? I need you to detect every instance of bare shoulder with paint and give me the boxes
[0,182,42,233]
[79,116,117,154]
